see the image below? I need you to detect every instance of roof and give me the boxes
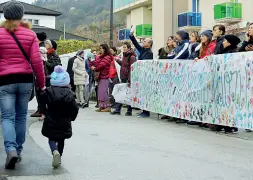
[32,26,93,42]
[0,1,62,16]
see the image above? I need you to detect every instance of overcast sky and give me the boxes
[0,0,34,3]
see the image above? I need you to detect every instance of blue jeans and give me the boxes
[0,83,33,154]
[115,103,132,113]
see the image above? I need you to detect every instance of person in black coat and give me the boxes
[209,34,240,133]
[129,28,153,118]
[67,55,77,92]
[239,23,253,52]
[40,66,79,168]
[213,24,226,55]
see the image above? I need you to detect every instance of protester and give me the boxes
[168,30,190,59]
[91,49,99,107]
[111,42,137,116]
[188,31,200,59]
[72,50,89,108]
[40,66,79,168]
[31,32,48,118]
[239,23,253,52]
[129,28,153,117]
[195,30,216,60]
[159,36,174,59]
[90,44,112,112]
[0,1,45,169]
[109,47,120,107]
[208,34,240,133]
[84,52,95,108]
[67,54,77,93]
[213,25,226,54]
[45,39,62,86]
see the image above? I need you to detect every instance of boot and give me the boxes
[52,150,61,168]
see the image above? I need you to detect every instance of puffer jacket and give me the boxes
[72,56,89,85]
[40,86,79,140]
[90,54,112,79]
[0,25,45,88]
[199,40,216,59]
[109,55,118,79]
[117,48,137,82]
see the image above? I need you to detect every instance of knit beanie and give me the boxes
[50,66,70,87]
[45,39,58,50]
[3,1,24,20]
[176,30,189,40]
[224,34,241,47]
[201,30,213,41]
[36,32,47,42]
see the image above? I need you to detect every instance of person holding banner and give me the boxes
[129,26,153,118]
[111,42,137,116]
[239,23,253,52]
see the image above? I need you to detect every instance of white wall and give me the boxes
[0,13,56,29]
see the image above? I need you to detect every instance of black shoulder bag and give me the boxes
[10,33,35,101]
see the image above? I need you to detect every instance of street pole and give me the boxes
[63,21,66,40]
[110,0,113,47]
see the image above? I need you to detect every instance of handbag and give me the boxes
[10,32,35,101]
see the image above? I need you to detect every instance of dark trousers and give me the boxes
[95,85,98,105]
[35,87,42,113]
[70,77,76,93]
[115,79,132,112]
[48,139,65,156]
[109,77,118,106]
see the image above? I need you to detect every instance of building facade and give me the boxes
[114,0,253,58]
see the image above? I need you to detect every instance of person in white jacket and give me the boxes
[72,50,89,108]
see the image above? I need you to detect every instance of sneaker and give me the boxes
[52,150,61,168]
[82,103,89,108]
[17,155,22,163]
[30,110,42,118]
[110,111,121,115]
[125,112,132,116]
[5,150,18,170]
[137,112,150,118]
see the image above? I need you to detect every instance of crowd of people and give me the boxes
[1,0,253,172]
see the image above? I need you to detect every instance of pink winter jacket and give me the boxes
[0,25,45,88]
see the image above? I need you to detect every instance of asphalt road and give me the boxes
[1,100,253,179]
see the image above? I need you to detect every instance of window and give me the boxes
[33,19,39,25]
[28,19,32,23]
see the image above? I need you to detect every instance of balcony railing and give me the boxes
[214,2,242,22]
[136,24,152,37]
[178,12,202,30]
[114,0,137,10]
[118,28,131,41]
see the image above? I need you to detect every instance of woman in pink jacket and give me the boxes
[0,1,45,169]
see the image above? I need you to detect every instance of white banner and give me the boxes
[112,83,132,105]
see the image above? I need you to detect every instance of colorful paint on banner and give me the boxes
[131,52,253,129]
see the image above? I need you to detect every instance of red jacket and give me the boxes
[90,54,112,79]
[200,40,216,59]
[0,25,45,88]
[109,55,118,79]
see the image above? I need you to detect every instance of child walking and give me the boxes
[40,66,79,168]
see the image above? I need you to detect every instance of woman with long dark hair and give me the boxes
[90,44,112,112]
[159,36,174,59]
[239,23,253,52]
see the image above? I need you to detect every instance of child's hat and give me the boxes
[50,66,70,87]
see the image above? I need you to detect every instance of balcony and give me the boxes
[214,2,242,23]
[178,12,202,31]
[113,0,152,14]
[118,28,131,41]
[136,24,152,38]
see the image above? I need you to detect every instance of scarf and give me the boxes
[47,48,55,55]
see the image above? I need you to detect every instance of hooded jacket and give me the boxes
[40,86,79,140]
[168,39,190,59]
[72,56,89,85]
[129,35,153,60]
[117,48,137,82]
